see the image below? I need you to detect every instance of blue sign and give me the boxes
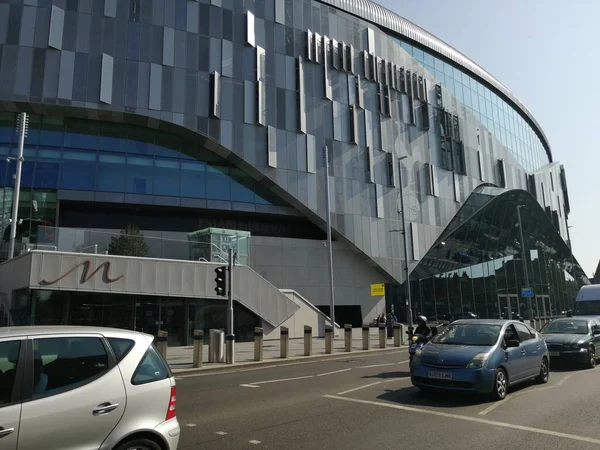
[521,287,534,298]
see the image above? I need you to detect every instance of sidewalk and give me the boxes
[167,327,407,373]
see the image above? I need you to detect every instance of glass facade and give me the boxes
[393,38,548,172]
[0,113,289,210]
[10,289,260,346]
[389,186,586,322]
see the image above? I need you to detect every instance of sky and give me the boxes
[377,0,600,278]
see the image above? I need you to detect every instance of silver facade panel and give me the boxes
[104,0,117,18]
[317,0,551,161]
[48,5,64,50]
[246,11,256,47]
[268,125,277,168]
[163,27,175,67]
[57,50,75,100]
[100,53,114,104]
[149,63,162,111]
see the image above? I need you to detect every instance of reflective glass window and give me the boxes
[60,149,97,191]
[154,158,180,197]
[126,156,153,195]
[97,153,127,192]
[230,167,255,203]
[180,161,206,198]
[206,163,230,200]
[34,149,61,189]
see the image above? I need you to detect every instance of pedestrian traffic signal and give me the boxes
[214,266,227,296]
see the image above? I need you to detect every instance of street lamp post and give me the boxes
[516,204,534,323]
[396,155,413,327]
[323,146,336,334]
[9,113,27,260]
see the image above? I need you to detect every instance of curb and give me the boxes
[171,345,409,375]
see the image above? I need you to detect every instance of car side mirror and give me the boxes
[593,329,600,336]
[505,339,520,348]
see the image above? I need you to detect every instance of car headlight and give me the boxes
[466,353,489,369]
[412,349,422,364]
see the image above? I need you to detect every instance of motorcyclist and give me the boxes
[413,315,431,337]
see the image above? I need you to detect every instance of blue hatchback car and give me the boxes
[410,319,549,400]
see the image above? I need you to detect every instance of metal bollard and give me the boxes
[362,324,370,350]
[344,324,352,352]
[304,325,313,356]
[157,330,168,359]
[254,327,264,361]
[226,334,235,364]
[325,326,334,354]
[280,326,289,358]
[192,329,203,368]
[378,324,386,349]
[529,319,535,330]
[393,323,401,347]
[399,323,406,346]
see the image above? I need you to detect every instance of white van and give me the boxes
[573,285,600,316]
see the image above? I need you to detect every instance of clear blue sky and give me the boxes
[378,0,600,278]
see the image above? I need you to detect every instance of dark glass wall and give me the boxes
[392,187,585,322]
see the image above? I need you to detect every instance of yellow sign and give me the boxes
[370,283,385,296]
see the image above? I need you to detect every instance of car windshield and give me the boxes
[430,324,501,346]
[542,320,588,334]
[574,301,600,316]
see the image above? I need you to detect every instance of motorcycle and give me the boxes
[406,325,435,363]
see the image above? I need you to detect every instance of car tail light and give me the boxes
[166,386,177,421]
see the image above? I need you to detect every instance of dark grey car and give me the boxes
[541,317,600,368]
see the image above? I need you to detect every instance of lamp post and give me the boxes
[516,204,534,323]
[9,113,27,260]
[323,146,336,334]
[391,155,413,327]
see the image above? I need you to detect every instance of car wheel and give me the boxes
[113,438,162,450]
[536,357,549,384]
[492,368,508,401]
[587,346,596,369]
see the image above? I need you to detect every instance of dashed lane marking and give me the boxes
[324,394,600,445]
[215,431,228,436]
[240,384,261,388]
[356,363,395,369]
[249,440,261,444]
[336,381,382,395]
[317,368,352,377]
[478,396,512,416]
[185,424,197,428]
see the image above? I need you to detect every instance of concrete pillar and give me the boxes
[192,329,203,368]
[157,330,168,359]
[225,334,235,364]
[254,327,264,361]
[378,324,386,349]
[325,326,334,354]
[280,326,289,358]
[344,324,352,352]
[304,325,312,356]
[393,322,401,347]
[362,324,370,350]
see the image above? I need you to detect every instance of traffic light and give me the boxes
[214,266,227,296]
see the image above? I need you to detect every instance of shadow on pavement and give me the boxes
[362,370,410,379]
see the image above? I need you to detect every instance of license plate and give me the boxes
[549,351,560,357]
[428,371,452,380]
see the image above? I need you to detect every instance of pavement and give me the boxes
[175,350,600,449]
[167,328,401,373]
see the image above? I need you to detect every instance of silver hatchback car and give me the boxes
[0,326,180,450]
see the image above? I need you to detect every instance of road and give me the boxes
[175,350,600,449]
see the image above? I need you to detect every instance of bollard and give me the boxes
[254,327,264,361]
[362,324,370,350]
[393,323,401,347]
[225,334,235,364]
[325,326,334,354]
[344,324,352,352]
[399,323,406,346]
[304,325,313,356]
[157,330,168,359]
[529,319,535,330]
[378,324,386,349]
[192,329,203,368]
[280,326,289,358]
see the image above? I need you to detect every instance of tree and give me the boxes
[108,224,149,257]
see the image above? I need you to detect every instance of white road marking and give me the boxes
[336,381,381,395]
[324,395,600,445]
[382,376,411,383]
[215,431,228,436]
[176,351,405,378]
[252,375,315,385]
[240,384,261,388]
[249,440,261,444]
[556,373,574,387]
[356,363,395,369]
[185,423,197,427]
[398,359,410,364]
[317,368,352,377]
[478,396,512,416]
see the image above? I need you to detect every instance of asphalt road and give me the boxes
[175,350,600,449]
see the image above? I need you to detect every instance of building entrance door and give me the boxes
[498,294,520,320]
[535,295,551,318]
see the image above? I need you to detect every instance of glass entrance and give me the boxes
[498,294,520,320]
[535,295,551,318]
